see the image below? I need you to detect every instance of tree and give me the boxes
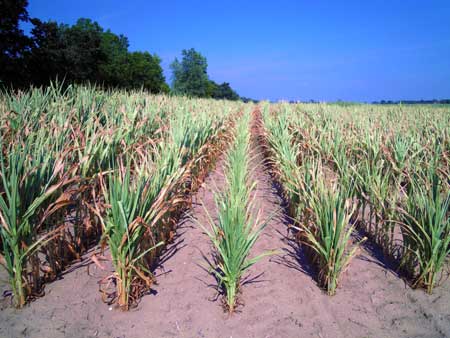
[206,80,239,100]
[0,0,32,86]
[171,48,241,100]
[27,18,106,86]
[59,18,106,83]
[28,19,64,86]
[125,52,168,93]
[205,80,218,98]
[98,30,129,87]
[212,82,239,100]
[27,17,168,92]
[1,0,169,92]
[170,48,209,97]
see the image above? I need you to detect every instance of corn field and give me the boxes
[0,83,242,309]
[201,109,273,312]
[260,103,449,295]
[0,85,448,316]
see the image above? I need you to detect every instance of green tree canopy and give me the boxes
[126,52,169,93]
[170,48,209,97]
[1,1,169,92]
[59,19,105,83]
[28,19,64,85]
[211,82,239,100]
[171,48,240,100]
[98,30,129,87]
[1,1,240,98]
[0,0,32,86]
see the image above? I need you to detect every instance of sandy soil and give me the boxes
[1,136,449,338]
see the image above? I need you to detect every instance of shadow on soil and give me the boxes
[153,215,191,278]
[352,227,406,281]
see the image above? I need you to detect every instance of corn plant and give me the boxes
[98,161,169,310]
[298,162,364,295]
[286,103,449,293]
[262,106,303,218]
[399,153,450,294]
[202,112,272,313]
[0,82,242,309]
[0,142,68,307]
[97,100,235,310]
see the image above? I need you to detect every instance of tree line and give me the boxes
[372,99,450,105]
[0,0,243,101]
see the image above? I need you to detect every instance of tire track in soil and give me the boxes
[0,111,449,338]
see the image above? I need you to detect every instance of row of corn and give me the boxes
[261,103,449,295]
[202,109,272,312]
[0,83,241,309]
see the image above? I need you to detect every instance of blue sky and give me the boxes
[26,0,450,101]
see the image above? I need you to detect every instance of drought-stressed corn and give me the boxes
[202,110,272,312]
[0,83,241,307]
[261,102,449,294]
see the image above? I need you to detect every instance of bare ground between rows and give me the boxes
[1,135,450,338]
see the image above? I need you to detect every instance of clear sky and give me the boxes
[26,0,450,102]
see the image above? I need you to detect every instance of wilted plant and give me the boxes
[261,106,302,217]
[296,161,365,295]
[98,160,168,310]
[0,82,242,309]
[400,150,450,294]
[0,141,70,307]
